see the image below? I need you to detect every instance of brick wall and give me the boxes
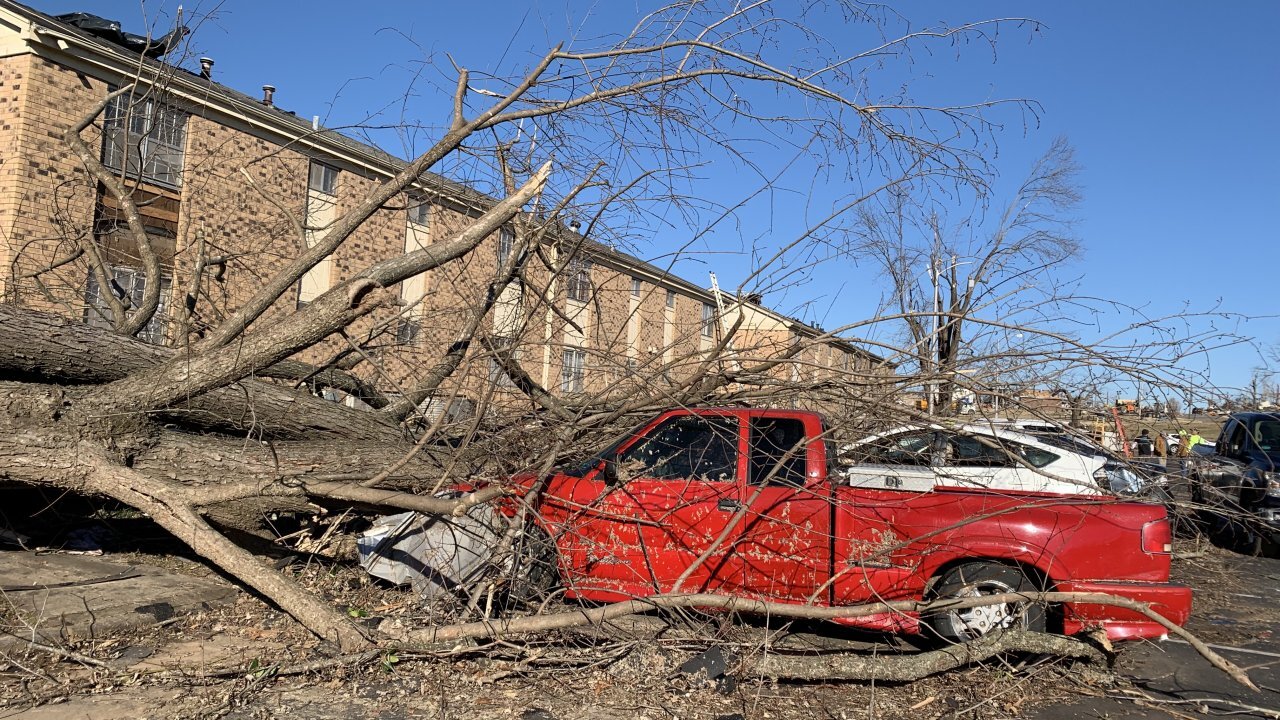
[0,55,100,311]
[0,45,888,421]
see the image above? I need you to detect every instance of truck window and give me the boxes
[1227,421,1248,456]
[1253,420,1280,451]
[618,415,738,482]
[749,417,808,486]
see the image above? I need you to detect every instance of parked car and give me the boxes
[839,421,1155,497]
[501,408,1189,642]
[1190,412,1280,554]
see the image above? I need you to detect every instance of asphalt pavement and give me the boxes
[1030,551,1280,719]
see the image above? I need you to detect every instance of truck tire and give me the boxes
[925,562,1047,643]
[506,523,561,605]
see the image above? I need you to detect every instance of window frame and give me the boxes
[561,347,587,394]
[395,318,421,346]
[749,417,809,486]
[308,161,339,196]
[101,90,188,189]
[84,265,172,345]
[565,258,592,303]
[942,433,1059,470]
[498,227,515,266]
[619,414,740,483]
[407,194,430,226]
[852,430,937,467]
[488,336,521,388]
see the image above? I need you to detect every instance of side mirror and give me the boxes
[600,457,620,486]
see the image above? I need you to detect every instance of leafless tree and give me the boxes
[0,0,1257,692]
[850,137,1083,416]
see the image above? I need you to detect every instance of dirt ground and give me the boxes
[1,509,1278,719]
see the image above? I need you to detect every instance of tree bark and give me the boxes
[748,630,1104,681]
[0,306,405,441]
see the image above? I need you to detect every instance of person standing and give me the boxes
[1188,429,1206,449]
[1135,429,1154,457]
[1154,431,1168,466]
[1177,429,1191,477]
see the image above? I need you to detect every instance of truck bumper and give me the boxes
[1055,580,1193,640]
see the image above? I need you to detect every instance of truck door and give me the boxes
[579,413,742,596]
[1201,420,1249,502]
[725,415,834,604]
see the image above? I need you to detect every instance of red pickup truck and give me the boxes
[520,407,1191,641]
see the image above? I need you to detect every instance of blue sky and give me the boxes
[28,1,1280,396]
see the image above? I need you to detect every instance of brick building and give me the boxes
[0,2,889,419]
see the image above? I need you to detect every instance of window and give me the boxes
[944,434,1057,469]
[701,303,716,338]
[750,418,809,485]
[665,289,676,309]
[619,415,739,482]
[301,163,339,307]
[308,162,339,195]
[488,339,521,388]
[84,266,171,344]
[852,431,936,466]
[1227,422,1248,457]
[561,348,586,393]
[566,258,591,302]
[395,318,421,346]
[1255,421,1280,452]
[101,91,187,188]
[631,278,642,298]
[498,228,515,266]
[407,195,430,226]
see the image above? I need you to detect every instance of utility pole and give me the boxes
[928,231,942,416]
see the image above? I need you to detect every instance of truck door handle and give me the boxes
[717,498,742,512]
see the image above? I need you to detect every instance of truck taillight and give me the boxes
[1141,519,1173,554]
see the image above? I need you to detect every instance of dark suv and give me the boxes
[1193,412,1280,553]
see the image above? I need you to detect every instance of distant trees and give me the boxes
[851,138,1082,415]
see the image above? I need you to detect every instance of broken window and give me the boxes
[101,90,187,189]
[750,417,808,486]
[853,431,936,467]
[943,434,1057,469]
[619,415,739,482]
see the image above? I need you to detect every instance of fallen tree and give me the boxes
[0,0,1253,693]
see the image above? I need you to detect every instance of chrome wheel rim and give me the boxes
[948,578,1026,638]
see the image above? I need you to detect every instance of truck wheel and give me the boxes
[507,524,561,605]
[925,562,1047,643]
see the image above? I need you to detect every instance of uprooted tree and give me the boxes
[0,0,1254,685]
